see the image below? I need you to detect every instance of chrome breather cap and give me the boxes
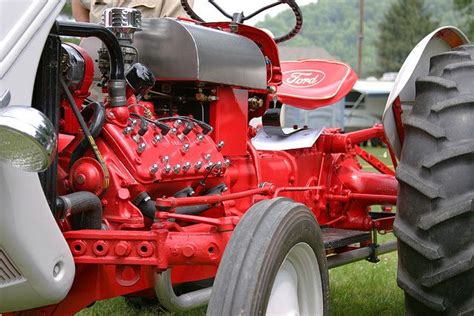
[101,7,142,41]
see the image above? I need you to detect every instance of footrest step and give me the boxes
[322,228,371,250]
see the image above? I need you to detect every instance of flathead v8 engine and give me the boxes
[0,3,405,314]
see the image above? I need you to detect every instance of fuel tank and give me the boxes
[134,18,267,90]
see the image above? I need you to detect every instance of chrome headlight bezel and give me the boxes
[0,105,57,172]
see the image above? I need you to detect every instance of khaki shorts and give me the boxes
[80,0,194,23]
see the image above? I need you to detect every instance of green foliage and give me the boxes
[257,0,466,77]
[454,0,474,40]
[376,0,438,73]
[61,1,72,17]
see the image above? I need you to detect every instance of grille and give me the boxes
[0,248,24,287]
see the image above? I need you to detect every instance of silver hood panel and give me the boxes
[134,18,267,90]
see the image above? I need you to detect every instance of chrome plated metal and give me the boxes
[134,18,267,89]
[183,161,191,172]
[101,7,142,42]
[149,163,159,174]
[137,142,146,153]
[155,269,211,312]
[194,161,202,170]
[0,106,57,172]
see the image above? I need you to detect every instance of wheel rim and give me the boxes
[266,242,324,316]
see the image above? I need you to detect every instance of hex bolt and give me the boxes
[173,164,181,174]
[149,163,159,174]
[224,158,231,167]
[217,140,225,150]
[115,241,131,257]
[130,119,138,127]
[206,161,214,170]
[154,134,162,142]
[194,161,202,170]
[170,127,177,134]
[137,143,146,154]
[183,162,191,172]
[215,161,223,170]
[123,126,133,135]
[196,134,204,142]
[163,164,171,174]
[162,155,169,163]
[203,153,211,161]
[173,119,183,127]
[181,143,190,153]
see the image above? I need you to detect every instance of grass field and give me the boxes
[79,146,403,315]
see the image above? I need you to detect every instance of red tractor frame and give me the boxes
[1,1,472,315]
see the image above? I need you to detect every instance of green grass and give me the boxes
[79,146,402,315]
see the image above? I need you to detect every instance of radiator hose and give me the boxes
[56,192,103,230]
[134,184,227,219]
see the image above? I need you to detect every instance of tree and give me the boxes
[454,0,474,40]
[375,0,438,73]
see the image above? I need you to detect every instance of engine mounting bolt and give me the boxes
[204,153,211,161]
[154,134,162,142]
[123,126,133,135]
[115,242,131,257]
[149,164,159,174]
[196,134,204,142]
[163,164,171,174]
[183,162,191,172]
[206,162,214,170]
[194,161,202,170]
[215,161,223,170]
[174,119,183,127]
[162,155,169,163]
[173,164,181,174]
[171,127,177,134]
[217,140,225,150]
[181,143,190,153]
[137,143,146,153]
[224,158,231,167]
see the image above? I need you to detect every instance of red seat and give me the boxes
[277,59,358,110]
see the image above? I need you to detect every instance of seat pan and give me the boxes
[277,59,358,110]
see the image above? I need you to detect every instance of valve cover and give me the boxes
[134,18,267,89]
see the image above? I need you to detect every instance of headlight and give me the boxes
[0,106,57,172]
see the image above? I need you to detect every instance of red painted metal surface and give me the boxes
[21,21,399,315]
[59,44,94,135]
[277,59,358,110]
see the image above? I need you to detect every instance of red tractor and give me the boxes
[0,1,472,315]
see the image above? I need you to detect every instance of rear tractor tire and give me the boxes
[207,198,329,315]
[395,45,474,315]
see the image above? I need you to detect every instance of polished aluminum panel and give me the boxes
[134,18,267,89]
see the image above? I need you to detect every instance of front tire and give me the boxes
[207,198,329,315]
[395,45,474,315]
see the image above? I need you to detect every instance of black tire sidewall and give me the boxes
[208,198,329,315]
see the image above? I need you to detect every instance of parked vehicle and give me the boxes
[0,1,471,314]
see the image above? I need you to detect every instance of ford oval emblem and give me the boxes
[283,70,326,88]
